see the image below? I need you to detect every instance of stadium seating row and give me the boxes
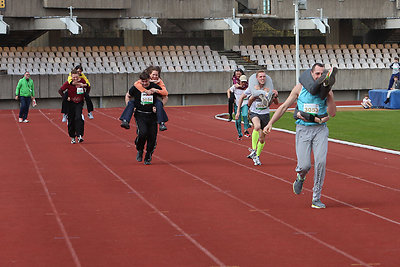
[0,46,240,74]
[237,44,399,70]
[0,45,212,54]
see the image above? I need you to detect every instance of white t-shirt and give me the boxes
[230,85,248,107]
[243,87,270,115]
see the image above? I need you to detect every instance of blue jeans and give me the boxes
[120,98,168,124]
[19,96,31,120]
[388,73,400,90]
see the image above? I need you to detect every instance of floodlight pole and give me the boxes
[294,0,300,84]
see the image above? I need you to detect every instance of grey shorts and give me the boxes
[249,112,270,129]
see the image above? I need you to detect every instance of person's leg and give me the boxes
[228,94,235,121]
[241,105,250,132]
[155,98,168,123]
[234,104,243,138]
[154,98,168,131]
[119,100,135,123]
[67,102,76,139]
[134,113,148,153]
[84,92,94,118]
[74,102,84,140]
[293,125,313,194]
[388,74,396,90]
[144,116,158,164]
[311,125,329,207]
[247,114,261,160]
[19,96,29,120]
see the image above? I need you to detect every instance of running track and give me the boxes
[1,105,399,267]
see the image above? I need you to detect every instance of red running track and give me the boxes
[0,105,399,267]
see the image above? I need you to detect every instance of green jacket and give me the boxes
[15,78,35,97]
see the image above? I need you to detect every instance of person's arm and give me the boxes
[31,80,35,99]
[125,92,132,105]
[234,93,247,120]
[155,79,168,96]
[227,88,231,98]
[15,80,21,100]
[326,90,336,118]
[264,83,301,134]
[80,73,91,87]
[59,82,68,97]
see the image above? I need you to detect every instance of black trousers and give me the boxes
[134,111,158,154]
[228,93,235,118]
[67,101,84,138]
[62,92,94,114]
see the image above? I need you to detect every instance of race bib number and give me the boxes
[255,101,267,110]
[141,93,153,105]
[303,103,319,114]
[77,87,84,94]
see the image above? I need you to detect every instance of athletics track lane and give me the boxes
[0,105,399,267]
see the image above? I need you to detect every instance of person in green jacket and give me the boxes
[15,71,35,123]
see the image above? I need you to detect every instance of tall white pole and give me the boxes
[294,0,300,84]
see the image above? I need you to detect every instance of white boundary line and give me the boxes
[215,107,400,156]
[93,108,372,266]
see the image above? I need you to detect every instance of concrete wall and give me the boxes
[270,0,400,19]
[2,0,399,19]
[1,69,391,109]
[2,0,234,19]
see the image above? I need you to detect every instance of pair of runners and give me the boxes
[265,64,338,209]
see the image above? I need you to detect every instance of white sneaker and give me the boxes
[71,137,76,144]
[18,118,23,123]
[23,119,29,123]
[247,148,256,159]
[62,114,67,122]
[253,156,262,166]
[77,135,84,143]
[88,112,94,119]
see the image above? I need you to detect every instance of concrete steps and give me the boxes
[218,50,261,72]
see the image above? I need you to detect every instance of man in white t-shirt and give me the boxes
[235,70,278,166]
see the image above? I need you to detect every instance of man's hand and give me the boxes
[15,96,19,100]
[263,123,273,134]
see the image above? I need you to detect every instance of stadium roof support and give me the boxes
[0,15,10,34]
[117,18,161,35]
[33,17,82,34]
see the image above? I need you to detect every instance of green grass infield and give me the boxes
[272,109,400,151]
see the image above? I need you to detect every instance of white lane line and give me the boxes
[39,110,227,267]
[12,110,82,267]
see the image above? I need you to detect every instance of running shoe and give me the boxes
[71,137,76,144]
[293,174,305,195]
[311,199,326,209]
[144,152,153,165]
[62,114,67,122]
[247,148,256,159]
[22,119,29,123]
[237,135,243,140]
[88,112,94,119]
[120,120,130,129]
[323,67,338,87]
[244,131,251,138]
[159,122,167,131]
[18,118,23,123]
[253,156,262,166]
[77,135,84,143]
[136,150,143,162]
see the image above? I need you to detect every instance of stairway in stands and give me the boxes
[219,50,261,72]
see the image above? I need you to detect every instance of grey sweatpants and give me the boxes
[295,124,329,201]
